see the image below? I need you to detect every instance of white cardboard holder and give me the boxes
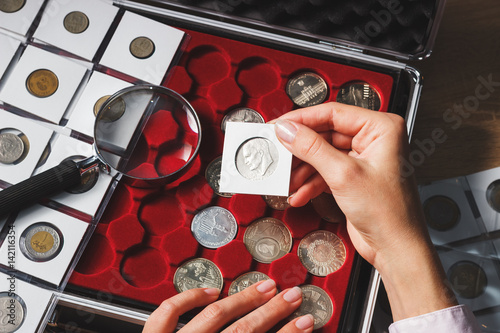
[0,0,44,36]
[0,33,22,80]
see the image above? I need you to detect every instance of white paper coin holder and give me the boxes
[0,33,22,81]
[466,167,500,233]
[220,122,292,196]
[0,0,45,36]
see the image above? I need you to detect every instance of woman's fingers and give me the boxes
[289,173,329,207]
[278,315,315,333]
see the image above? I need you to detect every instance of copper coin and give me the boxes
[298,230,346,276]
[0,0,25,13]
[228,271,270,296]
[63,11,89,34]
[263,195,290,211]
[286,72,328,107]
[130,36,155,59]
[26,69,59,98]
[291,285,333,329]
[336,82,381,111]
[448,261,487,299]
[311,192,345,223]
[174,258,223,293]
[0,133,24,164]
[486,180,500,212]
[423,195,460,231]
[244,217,292,263]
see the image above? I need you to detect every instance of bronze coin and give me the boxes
[0,0,25,13]
[130,36,155,59]
[63,11,90,34]
[448,261,487,299]
[423,195,460,231]
[26,69,59,98]
[286,72,328,107]
[486,180,500,212]
[336,82,381,111]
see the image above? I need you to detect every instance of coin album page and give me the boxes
[0,0,44,36]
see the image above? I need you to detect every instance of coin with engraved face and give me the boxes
[0,292,26,332]
[236,138,279,181]
[423,195,460,231]
[26,69,59,98]
[336,82,381,111]
[191,207,237,249]
[63,11,89,34]
[20,223,63,262]
[244,218,292,263]
[448,261,487,299]
[221,108,265,133]
[130,36,155,59]
[291,285,333,329]
[298,230,346,276]
[263,195,290,211]
[0,133,24,165]
[0,0,25,13]
[174,258,223,293]
[93,95,126,122]
[486,180,500,212]
[205,157,233,198]
[311,192,345,223]
[286,72,328,107]
[228,271,270,296]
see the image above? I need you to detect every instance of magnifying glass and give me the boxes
[0,85,201,217]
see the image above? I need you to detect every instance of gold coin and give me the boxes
[298,230,346,276]
[63,11,89,34]
[26,69,59,98]
[30,231,55,254]
[130,36,155,59]
[0,0,25,13]
[93,95,111,117]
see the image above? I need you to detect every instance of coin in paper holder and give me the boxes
[20,222,63,262]
[0,0,25,13]
[174,258,223,293]
[486,179,500,212]
[63,11,90,34]
[290,285,333,330]
[191,206,238,249]
[336,82,381,111]
[448,261,487,299]
[228,271,272,296]
[298,230,346,276]
[423,195,460,231]
[244,217,292,263]
[0,133,25,165]
[93,95,126,122]
[130,36,156,59]
[286,72,328,107]
[0,292,26,332]
[26,69,59,98]
[220,122,292,196]
[221,107,265,133]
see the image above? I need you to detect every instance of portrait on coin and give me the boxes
[237,138,278,180]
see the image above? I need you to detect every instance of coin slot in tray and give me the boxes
[235,57,281,98]
[138,193,186,236]
[186,45,231,86]
[120,246,169,288]
[74,232,115,276]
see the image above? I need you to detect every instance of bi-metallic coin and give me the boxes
[205,157,233,198]
[286,72,328,107]
[0,133,24,165]
[291,285,333,330]
[191,206,237,249]
[423,195,460,231]
[448,261,487,299]
[236,138,279,181]
[263,195,290,211]
[298,230,346,276]
[0,292,26,332]
[244,217,292,263]
[228,271,270,296]
[221,108,265,133]
[174,258,223,293]
[0,0,25,13]
[336,82,381,111]
[20,222,63,262]
[130,36,155,59]
[63,11,89,34]
[26,69,59,98]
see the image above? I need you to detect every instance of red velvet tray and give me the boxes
[69,28,394,332]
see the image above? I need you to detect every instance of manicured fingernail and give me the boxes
[204,288,220,296]
[287,193,295,205]
[275,119,297,144]
[283,286,302,303]
[256,279,276,293]
[295,314,314,330]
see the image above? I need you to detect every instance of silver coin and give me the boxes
[228,271,270,296]
[63,11,89,34]
[291,285,333,330]
[244,218,292,263]
[336,82,381,111]
[205,157,233,198]
[448,261,487,299]
[221,108,265,133]
[263,195,290,211]
[174,258,223,293]
[20,223,63,262]
[0,293,26,333]
[236,138,279,181]
[286,72,328,107]
[298,230,346,276]
[0,133,24,165]
[191,207,237,249]
[311,192,345,223]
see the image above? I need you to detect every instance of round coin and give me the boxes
[298,230,346,276]
[0,292,26,332]
[64,156,99,194]
[336,82,381,111]
[93,95,126,122]
[423,195,460,231]
[448,261,487,299]
[236,138,279,181]
[0,0,25,13]
[174,258,223,293]
[63,11,89,34]
[191,207,237,249]
[130,36,155,59]
[311,192,345,223]
[286,72,328,107]
[244,217,292,263]
[263,195,290,211]
[486,180,500,212]
[26,69,58,98]
[221,108,265,133]
[291,285,333,329]
[0,133,24,165]
[205,157,233,198]
[20,222,63,262]
[228,271,270,296]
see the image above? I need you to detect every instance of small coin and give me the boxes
[336,82,381,111]
[174,258,223,293]
[263,195,290,211]
[298,230,346,276]
[423,195,460,231]
[191,206,237,249]
[486,180,500,212]
[26,69,59,98]
[63,11,89,34]
[94,95,126,122]
[291,285,333,329]
[221,108,265,133]
[286,72,328,107]
[244,217,292,263]
[228,271,270,296]
[448,261,487,299]
[64,156,99,194]
[0,0,25,13]
[130,36,155,59]
[205,157,233,198]
[0,293,26,332]
[236,138,279,181]
[20,222,63,262]
[311,192,345,223]
[0,133,24,165]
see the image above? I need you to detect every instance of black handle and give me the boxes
[0,160,81,218]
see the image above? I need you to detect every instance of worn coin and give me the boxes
[486,180,500,212]
[94,95,126,122]
[236,138,279,181]
[423,195,460,231]
[63,11,89,34]
[298,230,346,276]
[0,0,25,13]
[20,223,63,262]
[26,69,59,98]
[311,192,345,223]
[336,82,381,111]
[291,285,333,329]
[448,261,487,299]
[0,293,26,332]
[286,72,328,107]
[228,271,270,296]
[244,217,292,263]
[174,258,223,293]
[205,157,233,198]
[221,108,265,133]
[263,195,290,211]
[0,133,24,165]
[191,206,237,249]
[130,36,155,59]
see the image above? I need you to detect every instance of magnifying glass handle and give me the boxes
[0,160,81,218]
